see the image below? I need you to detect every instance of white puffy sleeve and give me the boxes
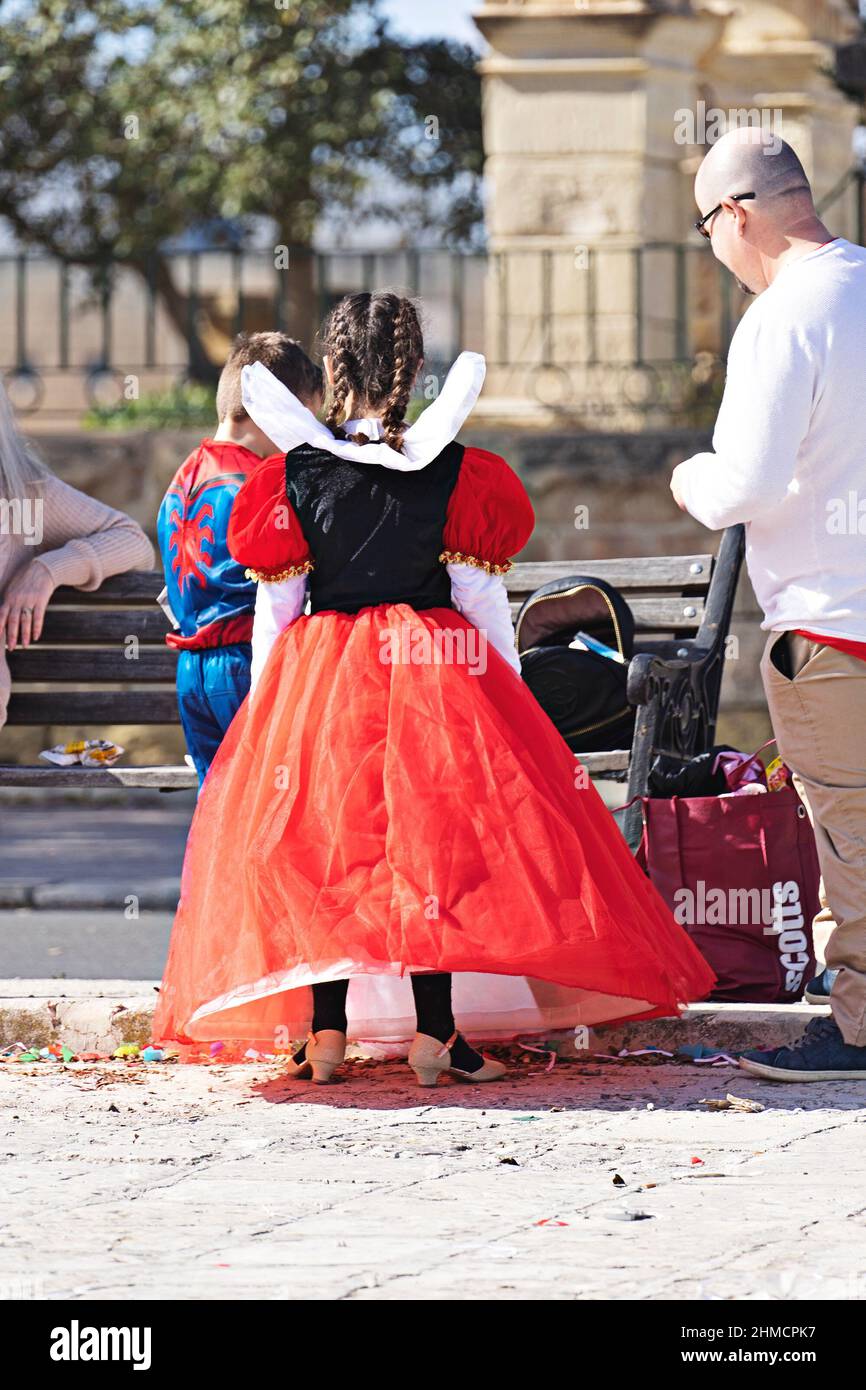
[250,575,307,695]
[447,563,521,677]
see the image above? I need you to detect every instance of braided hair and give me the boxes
[321,292,424,453]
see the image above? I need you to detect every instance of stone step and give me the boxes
[0,981,826,1057]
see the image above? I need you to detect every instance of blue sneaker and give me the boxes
[804,967,839,1005]
[739,1015,866,1082]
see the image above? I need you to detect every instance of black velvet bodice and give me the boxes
[285,441,465,615]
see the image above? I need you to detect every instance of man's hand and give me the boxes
[0,559,55,650]
[670,464,688,512]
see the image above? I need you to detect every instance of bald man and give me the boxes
[671,127,866,1082]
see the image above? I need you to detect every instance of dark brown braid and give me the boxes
[380,298,422,452]
[322,305,359,441]
[320,291,424,453]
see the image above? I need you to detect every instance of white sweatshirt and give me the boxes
[672,238,866,639]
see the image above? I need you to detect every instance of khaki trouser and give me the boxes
[761,632,866,1046]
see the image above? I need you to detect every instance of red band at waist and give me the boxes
[165,613,254,651]
[796,629,866,664]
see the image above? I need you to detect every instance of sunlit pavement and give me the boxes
[1,1055,864,1301]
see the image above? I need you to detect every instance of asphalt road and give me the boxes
[0,794,193,895]
[0,911,173,978]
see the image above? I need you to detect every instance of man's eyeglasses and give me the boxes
[694,192,756,240]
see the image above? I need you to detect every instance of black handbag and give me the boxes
[515,575,637,753]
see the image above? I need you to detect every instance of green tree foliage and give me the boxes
[0,0,483,375]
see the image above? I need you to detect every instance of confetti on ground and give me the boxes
[700,1094,765,1113]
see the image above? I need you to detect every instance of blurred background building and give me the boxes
[474,0,866,422]
[2,1,863,429]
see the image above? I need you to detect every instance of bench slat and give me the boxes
[49,559,715,610]
[0,753,628,788]
[575,750,630,775]
[507,556,714,596]
[7,651,178,683]
[6,692,181,725]
[509,595,705,633]
[39,611,173,645]
[0,763,196,789]
[50,573,167,606]
[42,598,703,644]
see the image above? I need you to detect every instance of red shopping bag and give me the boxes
[634,746,819,1003]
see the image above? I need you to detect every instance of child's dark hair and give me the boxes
[320,292,423,453]
[216,332,323,422]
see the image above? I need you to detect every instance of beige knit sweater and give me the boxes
[0,475,154,727]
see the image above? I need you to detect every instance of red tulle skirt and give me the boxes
[153,604,715,1046]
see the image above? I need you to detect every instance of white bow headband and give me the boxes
[241,351,486,473]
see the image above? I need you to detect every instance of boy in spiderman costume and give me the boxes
[157,333,323,783]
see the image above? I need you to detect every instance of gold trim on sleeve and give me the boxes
[244,559,314,583]
[439,550,513,576]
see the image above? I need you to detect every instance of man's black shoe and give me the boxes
[739,1014,866,1082]
[804,966,838,1005]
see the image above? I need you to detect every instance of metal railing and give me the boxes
[0,243,739,417]
[0,246,486,415]
[1,164,862,420]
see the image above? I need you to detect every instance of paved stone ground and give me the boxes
[2,1055,865,1301]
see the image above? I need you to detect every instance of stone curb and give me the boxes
[0,984,827,1056]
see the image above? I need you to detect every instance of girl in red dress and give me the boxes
[153,292,714,1085]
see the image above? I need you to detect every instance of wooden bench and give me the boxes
[0,523,744,845]
[508,525,745,842]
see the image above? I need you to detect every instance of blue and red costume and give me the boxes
[157,439,276,784]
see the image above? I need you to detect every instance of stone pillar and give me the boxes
[699,0,861,225]
[473,0,862,425]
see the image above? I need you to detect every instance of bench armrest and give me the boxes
[619,524,745,851]
[628,523,745,762]
[627,642,712,711]
[618,644,724,852]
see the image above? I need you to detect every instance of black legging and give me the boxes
[312,971,454,1043]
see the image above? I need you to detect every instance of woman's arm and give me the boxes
[35,475,154,590]
[1,477,154,650]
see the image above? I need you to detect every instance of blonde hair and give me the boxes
[0,378,48,502]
